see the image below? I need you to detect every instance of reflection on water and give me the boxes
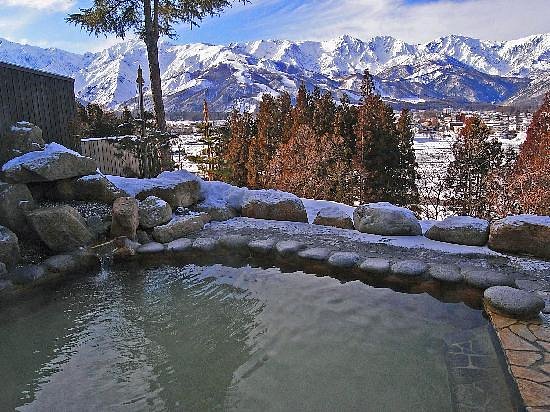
[0,264,516,411]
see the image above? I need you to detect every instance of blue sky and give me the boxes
[0,0,549,53]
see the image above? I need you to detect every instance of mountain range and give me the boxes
[1,33,549,115]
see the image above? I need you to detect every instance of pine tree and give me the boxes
[225,110,255,187]
[67,0,246,131]
[445,116,505,218]
[354,70,401,204]
[395,109,420,208]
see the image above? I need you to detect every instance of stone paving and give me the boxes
[485,307,550,410]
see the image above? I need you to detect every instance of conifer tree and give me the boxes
[395,109,420,208]
[67,0,246,131]
[225,110,255,187]
[445,116,504,218]
[354,70,401,204]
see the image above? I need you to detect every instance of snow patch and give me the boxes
[1,142,82,172]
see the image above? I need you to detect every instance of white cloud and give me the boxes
[0,0,75,12]
[248,0,550,43]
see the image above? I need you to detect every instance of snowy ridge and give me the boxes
[1,33,549,112]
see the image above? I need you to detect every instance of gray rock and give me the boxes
[87,214,111,239]
[152,213,209,244]
[484,286,545,319]
[0,279,11,291]
[425,216,489,246]
[111,197,139,241]
[136,230,152,244]
[0,182,34,236]
[27,206,93,253]
[488,215,550,259]
[219,234,250,250]
[391,260,428,277]
[298,247,332,261]
[193,237,219,252]
[313,207,354,230]
[137,242,165,254]
[359,258,391,275]
[0,122,45,165]
[71,250,101,272]
[10,264,47,285]
[44,255,80,274]
[0,225,20,268]
[275,240,306,256]
[353,202,422,236]
[429,264,462,283]
[194,204,237,222]
[248,239,277,254]
[139,196,173,229]
[54,174,129,203]
[166,238,193,252]
[0,262,7,278]
[241,190,308,223]
[133,171,202,208]
[2,143,97,184]
[328,252,362,268]
[462,268,514,289]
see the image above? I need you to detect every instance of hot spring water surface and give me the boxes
[0,263,518,411]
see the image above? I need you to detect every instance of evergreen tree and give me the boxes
[225,110,255,187]
[67,0,246,131]
[445,116,504,218]
[354,70,401,204]
[395,109,420,208]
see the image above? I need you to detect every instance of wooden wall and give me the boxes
[0,61,78,150]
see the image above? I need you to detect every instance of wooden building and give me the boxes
[0,61,78,150]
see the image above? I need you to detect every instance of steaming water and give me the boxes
[0,263,516,411]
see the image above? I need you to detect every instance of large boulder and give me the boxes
[0,182,34,236]
[353,202,422,236]
[111,197,139,240]
[313,207,354,229]
[0,225,20,268]
[108,171,202,208]
[0,122,45,166]
[1,143,97,184]
[139,196,173,229]
[26,206,94,252]
[240,190,308,223]
[425,216,489,246]
[152,213,209,244]
[54,174,129,203]
[488,215,550,259]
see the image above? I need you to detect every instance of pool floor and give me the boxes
[0,263,519,411]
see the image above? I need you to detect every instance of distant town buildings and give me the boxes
[410,109,533,141]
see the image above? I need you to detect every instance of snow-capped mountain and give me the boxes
[1,33,549,114]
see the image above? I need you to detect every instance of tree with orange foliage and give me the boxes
[508,93,550,215]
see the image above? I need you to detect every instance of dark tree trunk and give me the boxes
[143,0,167,132]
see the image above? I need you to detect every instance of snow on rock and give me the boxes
[489,215,550,259]
[199,180,247,210]
[312,206,354,230]
[107,170,202,208]
[241,189,308,223]
[1,143,97,184]
[301,198,354,224]
[425,216,490,246]
[353,202,422,236]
